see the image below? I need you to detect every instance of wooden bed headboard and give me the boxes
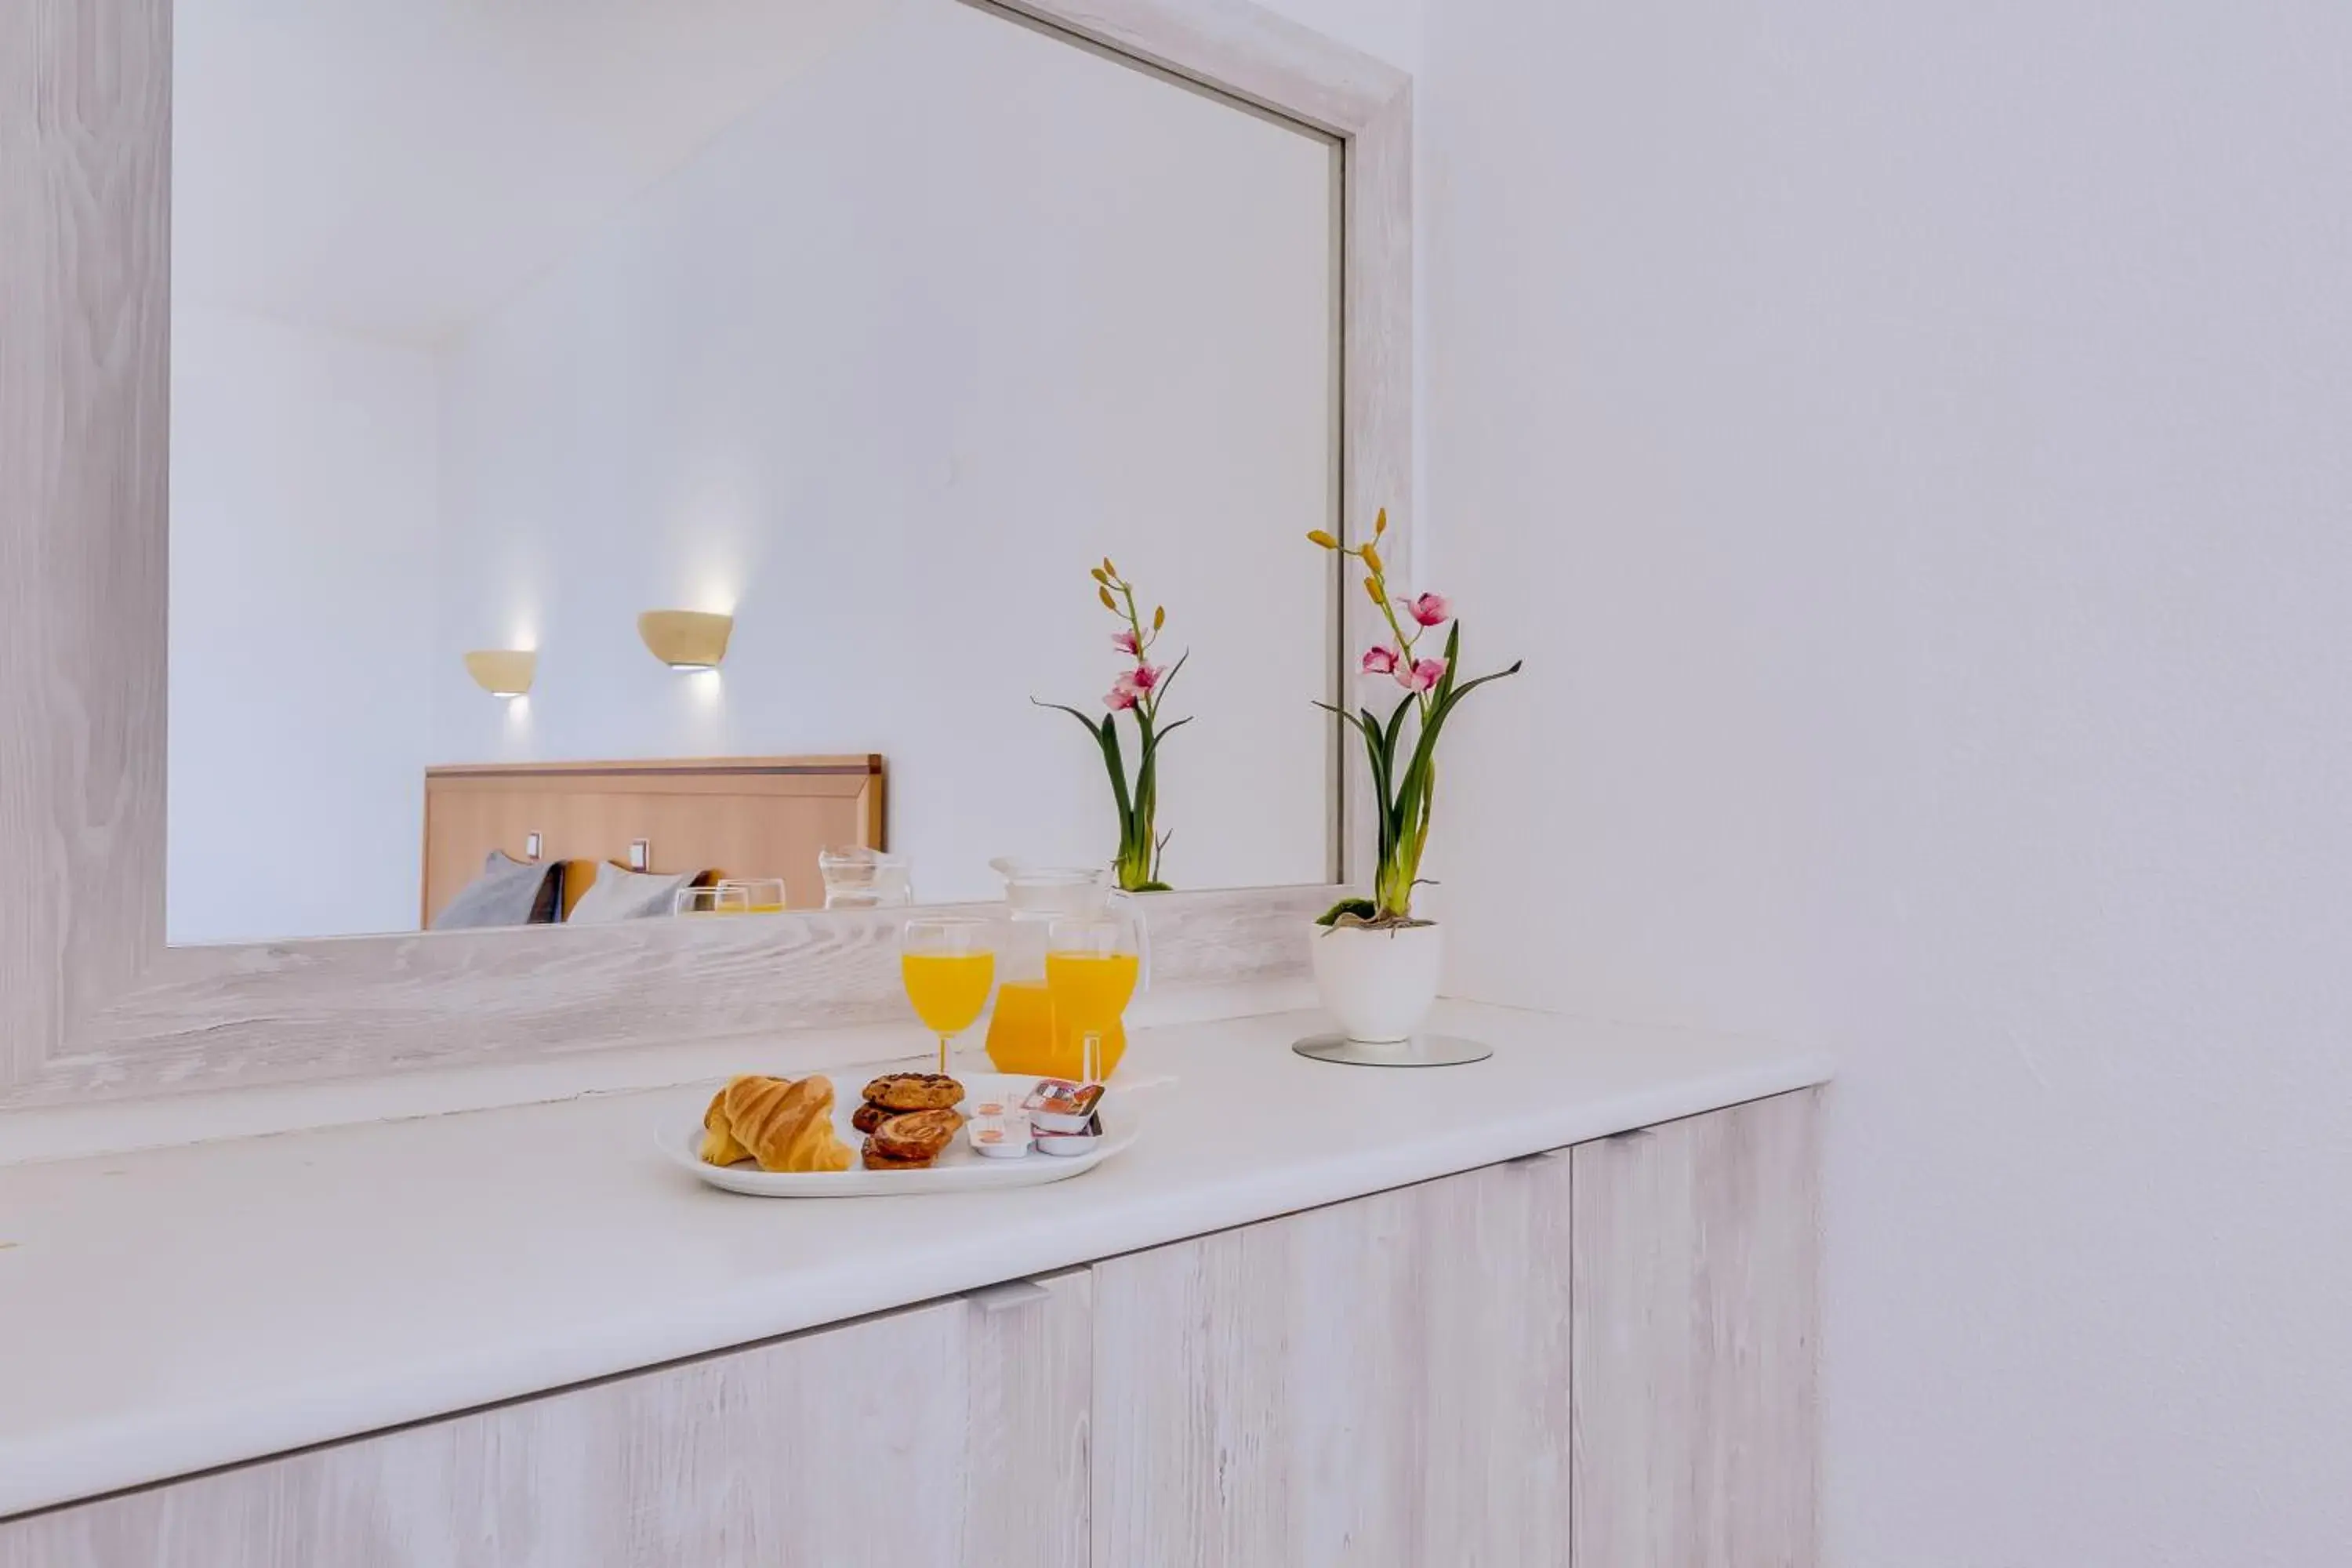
[421,756,885,927]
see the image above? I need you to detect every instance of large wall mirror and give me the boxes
[168,0,1343,945]
[0,0,1406,1106]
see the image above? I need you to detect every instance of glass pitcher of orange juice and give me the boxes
[983,859,1148,1080]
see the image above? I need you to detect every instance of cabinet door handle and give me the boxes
[968,1279,1053,1315]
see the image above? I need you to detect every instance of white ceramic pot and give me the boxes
[1308,920,1442,1044]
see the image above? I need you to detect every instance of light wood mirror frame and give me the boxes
[0,0,1411,1109]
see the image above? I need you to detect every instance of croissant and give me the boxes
[700,1083,751,1167]
[724,1074,854,1174]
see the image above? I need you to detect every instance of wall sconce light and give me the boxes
[637,610,733,671]
[463,650,536,698]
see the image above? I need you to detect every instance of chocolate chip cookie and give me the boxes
[860,1073,965,1112]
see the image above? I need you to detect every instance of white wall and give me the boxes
[168,310,439,943]
[1421,1,2352,1562]
[427,0,1337,903]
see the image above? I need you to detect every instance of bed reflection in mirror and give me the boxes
[165,0,1341,944]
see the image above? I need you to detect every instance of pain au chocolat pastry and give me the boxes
[700,1086,751,1166]
[722,1074,855,1174]
[860,1073,964,1113]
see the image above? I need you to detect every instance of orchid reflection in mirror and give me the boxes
[1310,510,1524,927]
[1034,561,1192,893]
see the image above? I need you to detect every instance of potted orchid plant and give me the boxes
[1306,510,1522,1044]
[1036,559,1190,892]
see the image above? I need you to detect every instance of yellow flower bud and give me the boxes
[1305,529,1339,549]
[1099,586,1117,612]
[1374,508,1388,536]
[1102,557,1119,579]
[1361,543,1385,577]
[1091,566,1108,584]
[1363,574,1384,604]
[1153,605,1167,630]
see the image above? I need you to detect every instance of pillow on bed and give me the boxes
[430,851,561,931]
[566,862,701,923]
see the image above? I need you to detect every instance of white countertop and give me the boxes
[0,1002,1830,1519]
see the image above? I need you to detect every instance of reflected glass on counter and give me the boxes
[673,884,754,918]
[819,848,914,912]
[164,0,1340,946]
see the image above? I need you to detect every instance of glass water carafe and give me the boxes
[983,859,1149,1080]
[818,847,913,909]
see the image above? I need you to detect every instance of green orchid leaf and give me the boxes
[1386,657,1523,870]
[1133,713,1190,831]
[1371,699,1415,848]
[1434,622,1463,705]
[1432,659,1525,729]
[1382,693,1414,754]
[1359,721,1398,862]
[1139,713,1193,765]
[1356,706,1394,824]
[1033,698,1107,734]
[1152,648,1192,702]
[1098,713,1134,829]
[1312,699,1371,739]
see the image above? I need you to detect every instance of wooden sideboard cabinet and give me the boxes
[1089,1089,1818,1566]
[1090,1146,1577,1564]
[0,1091,1818,1568]
[0,1272,1094,1568]
[1572,1088,1820,1566]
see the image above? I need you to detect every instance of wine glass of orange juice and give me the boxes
[901,917,995,1074]
[1045,917,1141,1083]
[719,877,786,914]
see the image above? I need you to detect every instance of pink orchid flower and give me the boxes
[1104,684,1138,712]
[1123,664,1163,695]
[1361,644,1401,676]
[1112,628,1144,656]
[1396,656,1449,693]
[1402,592,1454,628]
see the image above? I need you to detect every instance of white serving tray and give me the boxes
[662,1072,1141,1197]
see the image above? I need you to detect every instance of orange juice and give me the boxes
[901,951,995,1037]
[985,979,1129,1080]
[1045,951,1140,1080]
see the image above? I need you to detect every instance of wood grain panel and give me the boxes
[0,1272,1094,1567]
[1338,78,1414,888]
[18,883,1339,1105]
[1421,1152,1577,1566]
[0,0,172,1086]
[0,0,1410,1110]
[1090,1154,1573,1566]
[1090,1185,1421,1565]
[1571,1091,1823,1568]
[964,1271,1094,1568]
